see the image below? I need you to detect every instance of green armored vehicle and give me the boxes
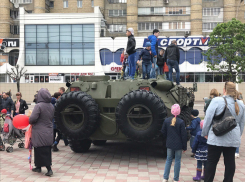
[54,76,196,153]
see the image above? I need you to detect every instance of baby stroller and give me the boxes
[1,114,25,153]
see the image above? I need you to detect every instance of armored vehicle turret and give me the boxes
[54,76,196,153]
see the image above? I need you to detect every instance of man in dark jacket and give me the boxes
[1,92,14,116]
[126,28,136,79]
[148,29,160,78]
[164,40,180,85]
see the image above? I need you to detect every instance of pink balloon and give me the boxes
[13,115,29,129]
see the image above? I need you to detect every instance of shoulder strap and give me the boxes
[223,97,228,108]
[213,97,226,120]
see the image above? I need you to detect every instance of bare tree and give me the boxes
[6,64,27,92]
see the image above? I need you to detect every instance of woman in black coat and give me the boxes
[14,92,28,115]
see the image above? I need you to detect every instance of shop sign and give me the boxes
[49,76,63,83]
[143,37,210,47]
[0,39,19,47]
[111,67,122,72]
[71,73,95,76]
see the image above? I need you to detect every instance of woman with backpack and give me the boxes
[161,104,187,182]
[202,82,245,182]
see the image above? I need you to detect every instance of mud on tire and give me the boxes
[115,90,167,142]
[69,139,92,153]
[54,91,99,140]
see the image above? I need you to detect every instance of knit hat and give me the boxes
[1,109,7,114]
[127,28,134,35]
[145,42,151,48]
[200,120,204,129]
[171,104,181,117]
[191,109,199,117]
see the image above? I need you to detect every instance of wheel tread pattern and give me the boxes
[54,91,99,140]
[115,90,167,142]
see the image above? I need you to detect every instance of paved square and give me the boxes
[0,136,244,182]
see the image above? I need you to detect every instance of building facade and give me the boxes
[0,0,245,102]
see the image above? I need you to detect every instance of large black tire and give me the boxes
[115,90,167,142]
[55,91,99,140]
[179,106,193,126]
[92,140,107,146]
[69,139,91,153]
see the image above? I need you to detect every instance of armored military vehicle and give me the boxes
[54,76,196,153]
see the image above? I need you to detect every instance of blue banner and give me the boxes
[143,37,210,47]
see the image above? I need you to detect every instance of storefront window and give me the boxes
[214,73,222,82]
[205,73,213,82]
[25,24,95,66]
[186,73,194,82]
[0,74,6,82]
[34,76,39,82]
[9,50,19,66]
[195,73,205,82]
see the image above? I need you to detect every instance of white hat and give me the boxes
[127,28,134,35]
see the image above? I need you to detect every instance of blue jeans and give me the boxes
[167,59,180,85]
[197,160,207,170]
[236,147,239,153]
[142,62,152,79]
[125,65,129,77]
[164,148,182,181]
[190,135,195,149]
[128,52,136,79]
[165,72,169,80]
[157,65,163,75]
[150,57,158,78]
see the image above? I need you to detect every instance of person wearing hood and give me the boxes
[29,88,55,176]
[164,40,180,85]
[126,28,136,79]
[148,29,160,79]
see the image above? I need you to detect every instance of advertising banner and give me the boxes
[0,39,19,47]
[143,37,210,47]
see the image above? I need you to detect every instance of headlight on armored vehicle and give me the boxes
[70,87,80,91]
[139,86,150,91]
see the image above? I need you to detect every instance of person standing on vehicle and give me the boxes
[164,40,180,85]
[14,92,28,115]
[29,88,54,176]
[161,104,187,182]
[202,82,245,182]
[157,49,165,76]
[126,28,136,79]
[148,29,160,79]
[137,42,153,79]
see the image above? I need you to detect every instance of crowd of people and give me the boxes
[121,28,179,84]
[0,82,244,181]
[162,82,245,182]
[0,87,69,176]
